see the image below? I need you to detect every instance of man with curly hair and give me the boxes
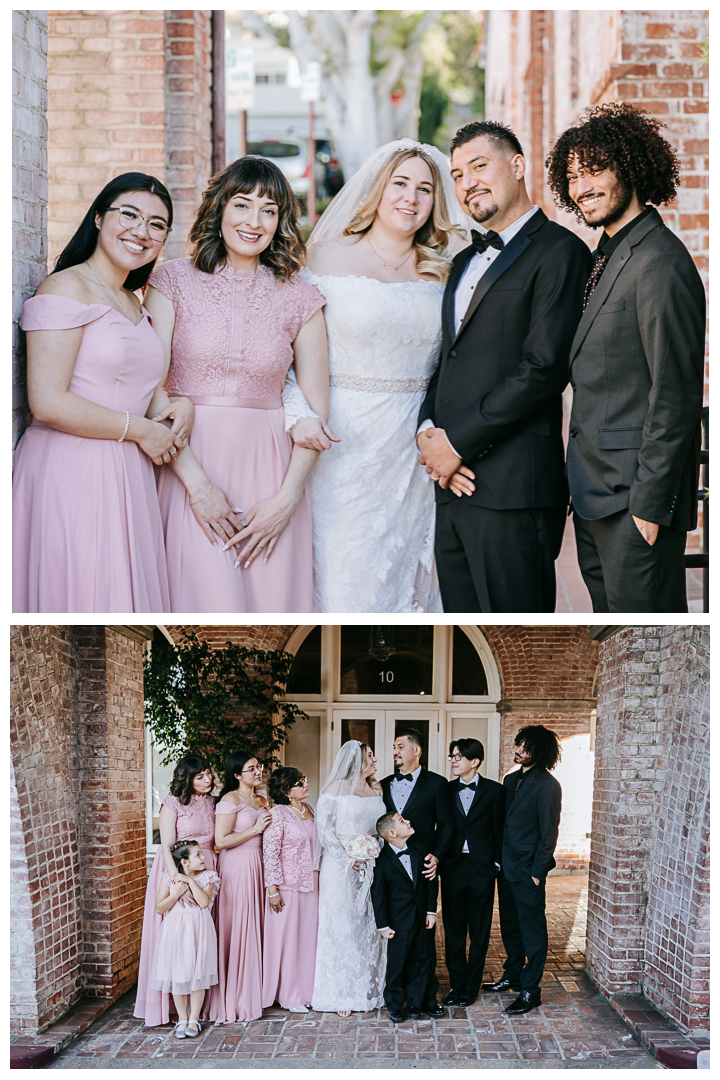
[483,725,561,1015]
[546,103,706,612]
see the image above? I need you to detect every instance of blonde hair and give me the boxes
[360,742,383,793]
[343,149,460,283]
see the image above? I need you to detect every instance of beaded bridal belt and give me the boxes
[330,373,431,394]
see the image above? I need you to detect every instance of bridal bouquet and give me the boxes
[345,834,380,915]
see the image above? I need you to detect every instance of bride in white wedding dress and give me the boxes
[292,140,472,613]
[311,741,387,1015]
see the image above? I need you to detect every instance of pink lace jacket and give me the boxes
[148,259,325,401]
[262,804,321,893]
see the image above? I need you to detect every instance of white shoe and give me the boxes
[173,1021,188,1039]
[185,1020,202,1038]
[288,1005,309,1013]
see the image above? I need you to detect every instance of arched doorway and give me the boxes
[281,626,501,805]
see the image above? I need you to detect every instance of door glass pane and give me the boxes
[341,717,376,753]
[394,718,429,770]
[151,743,176,845]
[450,716,489,778]
[452,628,488,696]
[286,626,322,694]
[283,714,321,807]
[340,626,433,695]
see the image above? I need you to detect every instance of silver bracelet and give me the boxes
[118,411,130,443]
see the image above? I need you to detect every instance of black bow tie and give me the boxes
[460,780,477,789]
[471,229,504,255]
[395,770,413,782]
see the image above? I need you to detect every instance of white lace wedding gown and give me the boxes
[311,793,387,1012]
[302,272,444,613]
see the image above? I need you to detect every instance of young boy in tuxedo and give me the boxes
[371,812,438,1023]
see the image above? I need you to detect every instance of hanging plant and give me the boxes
[144,629,306,775]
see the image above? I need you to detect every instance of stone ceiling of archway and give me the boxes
[165,624,598,702]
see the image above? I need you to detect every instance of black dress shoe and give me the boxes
[505,991,541,1015]
[444,990,474,1006]
[407,1010,421,1021]
[423,999,444,1017]
[388,1009,404,1023]
[483,978,522,993]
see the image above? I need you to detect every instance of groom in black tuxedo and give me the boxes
[380,727,452,1016]
[418,120,592,613]
[436,738,505,1005]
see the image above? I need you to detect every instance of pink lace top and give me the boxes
[161,793,216,849]
[263,804,321,893]
[148,259,325,401]
[160,868,221,909]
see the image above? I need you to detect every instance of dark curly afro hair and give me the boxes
[514,724,561,773]
[545,102,680,223]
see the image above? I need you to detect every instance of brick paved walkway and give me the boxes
[46,876,655,1067]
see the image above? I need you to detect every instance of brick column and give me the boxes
[12,10,48,449]
[164,11,213,259]
[10,625,82,1034]
[587,625,710,1032]
[46,9,166,265]
[73,627,147,1000]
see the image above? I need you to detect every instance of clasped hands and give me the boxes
[417,428,476,497]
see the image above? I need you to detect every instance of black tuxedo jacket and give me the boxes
[380,769,452,863]
[567,208,705,531]
[438,774,505,875]
[418,208,592,509]
[501,767,561,882]
[371,838,438,932]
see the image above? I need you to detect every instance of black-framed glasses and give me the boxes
[290,776,308,788]
[448,753,464,762]
[104,205,171,239]
[242,764,263,774]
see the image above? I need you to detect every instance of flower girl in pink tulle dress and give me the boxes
[149,840,221,1039]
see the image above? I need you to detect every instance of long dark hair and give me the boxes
[52,172,173,290]
[189,156,305,281]
[169,754,213,806]
[217,751,258,803]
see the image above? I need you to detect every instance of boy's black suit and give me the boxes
[371,838,438,1014]
[437,774,505,996]
[418,209,592,612]
[380,769,452,1004]
[497,767,562,995]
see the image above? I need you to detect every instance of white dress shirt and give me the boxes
[418,205,539,450]
[389,764,421,815]
[377,842,434,932]
[458,775,478,852]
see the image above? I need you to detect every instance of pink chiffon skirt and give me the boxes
[205,843,265,1024]
[148,905,218,995]
[262,872,319,1009]
[13,424,170,613]
[157,402,312,613]
[134,844,216,1027]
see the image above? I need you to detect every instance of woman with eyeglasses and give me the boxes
[262,767,320,1013]
[206,752,271,1024]
[13,172,192,612]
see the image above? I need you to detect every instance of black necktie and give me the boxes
[513,772,525,798]
[471,229,504,255]
[395,770,413,782]
[583,251,609,310]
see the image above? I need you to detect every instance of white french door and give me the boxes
[329,708,442,781]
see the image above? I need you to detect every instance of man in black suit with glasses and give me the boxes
[436,738,505,1005]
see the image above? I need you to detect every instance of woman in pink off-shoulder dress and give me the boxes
[205,753,272,1025]
[135,755,217,1028]
[144,156,331,613]
[262,767,320,1012]
[12,172,192,613]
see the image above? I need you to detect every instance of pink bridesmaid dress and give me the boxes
[13,295,170,613]
[262,805,320,1009]
[148,259,325,613]
[205,802,266,1024]
[134,794,216,1026]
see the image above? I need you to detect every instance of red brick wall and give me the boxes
[586,624,709,1032]
[10,626,147,1035]
[167,625,297,651]
[46,9,167,265]
[12,10,48,449]
[483,625,598,700]
[10,625,81,1033]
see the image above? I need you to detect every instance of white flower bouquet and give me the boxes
[345,834,380,915]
